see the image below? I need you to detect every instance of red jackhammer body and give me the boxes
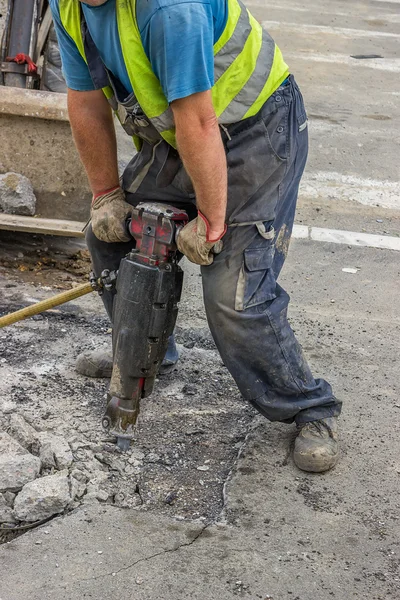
[101,203,188,450]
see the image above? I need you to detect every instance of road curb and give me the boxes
[292,224,400,251]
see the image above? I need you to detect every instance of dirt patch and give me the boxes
[0,232,90,289]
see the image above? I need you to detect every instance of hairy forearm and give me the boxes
[172,92,227,237]
[67,89,119,196]
[176,119,227,235]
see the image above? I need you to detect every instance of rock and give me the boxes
[35,433,73,470]
[146,452,160,463]
[84,470,110,503]
[0,172,36,216]
[0,454,41,492]
[0,493,17,524]
[71,469,89,484]
[13,472,71,522]
[8,414,38,451]
[165,491,178,505]
[3,491,16,507]
[70,477,87,500]
[182,384,198,395]
[39,442,57,470]
[128,449,145,464]
[95,490,109,502]
[113,491,141,509]
[0,431,28,456]
[94,453,125,474]
[124,464,136,476]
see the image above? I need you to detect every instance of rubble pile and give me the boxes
[0,414,143,530]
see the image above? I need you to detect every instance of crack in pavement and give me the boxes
[76,522,210,583]
[220,416,261,523]
[72,417,260,585]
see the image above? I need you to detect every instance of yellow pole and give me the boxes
[0,282,95,328]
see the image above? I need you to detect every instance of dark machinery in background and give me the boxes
[1,0,66,91]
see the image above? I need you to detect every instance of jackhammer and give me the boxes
[0,203,188,450]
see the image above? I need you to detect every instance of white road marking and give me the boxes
[300,172,400,211]
[285,52,400,73]
[308,120,392,136]
[313,228,400,250]
[262,21,400,38]
[253,3,400,22]
[292,225,400,251]
[292,225,309,239]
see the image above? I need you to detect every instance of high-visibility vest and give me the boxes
[59,0,289,149]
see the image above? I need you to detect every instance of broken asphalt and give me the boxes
[0,238,399,600]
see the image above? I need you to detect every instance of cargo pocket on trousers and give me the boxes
[235,244,277,311]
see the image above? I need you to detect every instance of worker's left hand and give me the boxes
[91,186,133,243]
[176,212,226,266]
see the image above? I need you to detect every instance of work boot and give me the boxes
[75,348,113,378]
[159,334,180,374]
[75,335,180,378]
[293,417,339,473]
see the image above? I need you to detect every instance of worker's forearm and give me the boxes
[67,89,119,196]
[175,119,227,237]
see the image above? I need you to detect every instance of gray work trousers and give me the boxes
[86,75,342,424]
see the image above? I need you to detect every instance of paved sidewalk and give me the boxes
[1,238,399,600]
[1,1,399,598]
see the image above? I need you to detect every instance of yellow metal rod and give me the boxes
[0,282,95,328]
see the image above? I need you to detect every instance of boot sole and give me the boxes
[293,451,339,473]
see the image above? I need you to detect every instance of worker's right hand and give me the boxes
[176,212,226,266]
[91,186,133,243]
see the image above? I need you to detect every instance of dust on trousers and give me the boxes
[86,75,342,424]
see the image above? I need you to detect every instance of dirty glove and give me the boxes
[176,212,226,266]
[91,186,133,243]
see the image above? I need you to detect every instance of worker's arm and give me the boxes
[67,88,132,243]
[67,88,119,196]
[171,90,227,240]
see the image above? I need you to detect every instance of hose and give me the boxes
[0,282,95,328]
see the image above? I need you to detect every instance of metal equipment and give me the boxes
[102,203,188,450]
[0,202,188,450]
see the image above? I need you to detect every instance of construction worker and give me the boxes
[50,0,342,472]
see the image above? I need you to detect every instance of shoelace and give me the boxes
[304,420,334,439]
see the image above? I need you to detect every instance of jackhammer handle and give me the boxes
[0,282,94,329]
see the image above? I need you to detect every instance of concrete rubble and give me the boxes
[0,172,36,216]
[8,413,39,451]
[13,471,71,522]
[0,493,16,524]
[0,454,41,494]
[0,411,151,526]
[34,432,74,471]
[0,415,89,524]
[0,431,28,456]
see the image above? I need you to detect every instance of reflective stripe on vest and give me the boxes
[59,0,289,149]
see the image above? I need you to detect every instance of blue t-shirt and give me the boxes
[50,0,228,102]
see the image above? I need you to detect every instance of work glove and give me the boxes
[176,212,226,266]
[91,186,133,243]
